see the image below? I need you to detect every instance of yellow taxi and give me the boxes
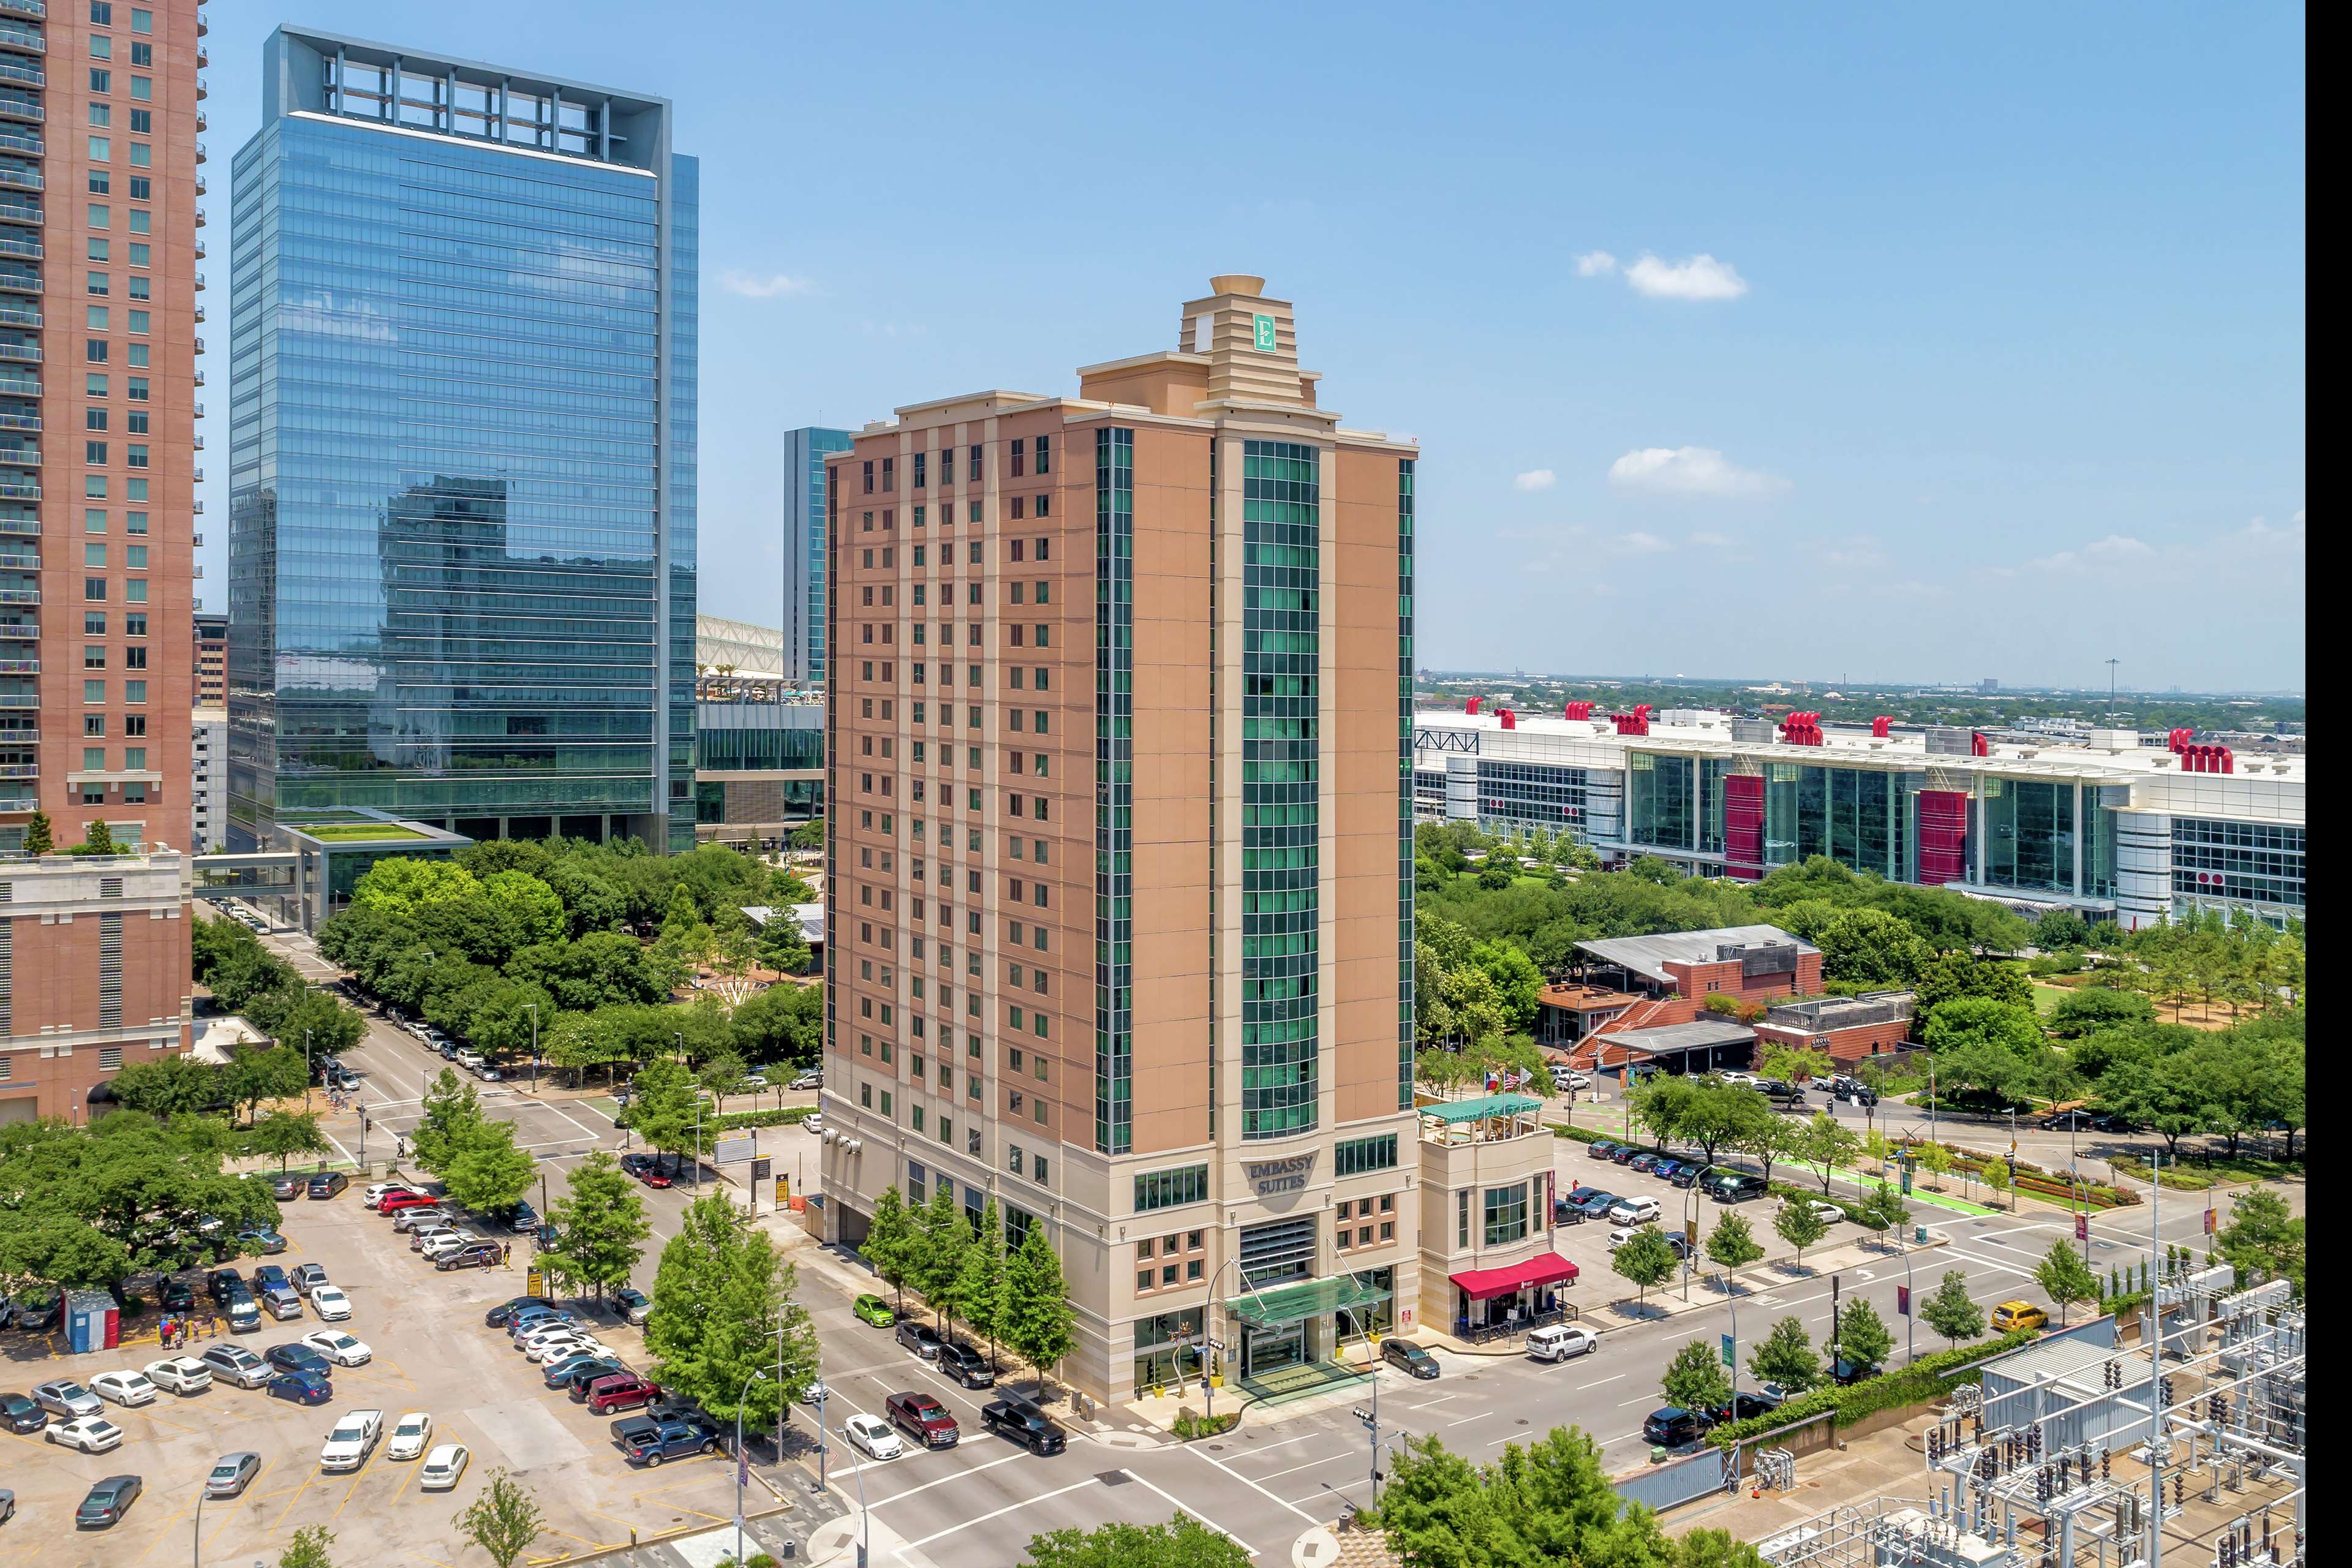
[1991,1300,2048,1333]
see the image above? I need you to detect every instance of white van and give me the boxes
[1526,1324,1600,1362]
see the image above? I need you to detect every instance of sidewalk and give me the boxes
[1577,1231,1952,1332]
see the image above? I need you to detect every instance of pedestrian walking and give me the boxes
[502,1242,513,1268]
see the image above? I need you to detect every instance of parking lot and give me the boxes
[0,1183,760,1563]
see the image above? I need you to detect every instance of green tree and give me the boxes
[1662,1338,1730,1414]
[1610,1227,1678,1310]
[246,986,368,1063]
[1832,1298,1894,1372]
[1703,1210,1765,1286]
[1982,1158,2013,1210]
[1861,1181,1912,1240]
[862,1185,918,1313]
[790,818,825,850]
[2034,910,2092,951]
[1814,908,1933,989]
[442,1120,539,1215]
[541,1151,650,1301]
[731,982,824,1068]
[2215,1188,2305,1297]
[455,1469,545,1568]
[1759,1043,1833,1085]
[1921,1269,1985,1349]
[1800,1111,1862,1195]
[646,1193,821,1431]
[108,1055,222,1118]
[0,1114,281,1286]
[1773,1200,1831,1268]
[247,1110,330,1172]
[21,809,51,855]
[1913,951,2036,1018]
[219,1046,311,1126]
[624,1058,704,1177]
[2048,987,2155,1039]
[1363,1426,1675,1568]
[1747,1315,1821,1393]
[1633,1077,1770,1168]
[1003,1222,1077,1393]
[411,1068,487,1175]
[957,1196,1008,1361]
[541,1011,632,1088]
[1022,1516,1251,1568]
[1922,998,2053,1108]
[1738,1115,1804,1185]
[350,856,481,919]
[2034,1240,2100,1326]
[479,869,568,951]
[1916,1141,1953,1191]
[914,1180,971,1336]
[75,820,121,854]
[278,1524,337,1568]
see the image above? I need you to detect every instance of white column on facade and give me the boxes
[2071,780,2084,895]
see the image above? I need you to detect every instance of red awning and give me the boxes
[1450,1252,1580,1302]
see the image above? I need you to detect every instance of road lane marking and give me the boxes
[866,1449,1028,1507]
[1445,1409,1498,1427]
[1577,1373,1626,1389]
[892,1476,1102,1555]
[1188,1439,1323,1525]
[1120,1470,1260,1558]
[1257,1447,1369,1483]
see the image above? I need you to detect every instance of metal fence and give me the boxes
[1612,1443,1741,1514]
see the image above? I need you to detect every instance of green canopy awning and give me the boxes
[1224,1275,1389,1330]
[1417,1092,1545,1125]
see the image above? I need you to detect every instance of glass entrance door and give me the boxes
[1243,1321,1305,1378]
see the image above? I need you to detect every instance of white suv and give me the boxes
[320,1410,383,1472]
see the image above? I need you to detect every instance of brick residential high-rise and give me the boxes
[3,0,204,1121]
[818,277,1424,1403]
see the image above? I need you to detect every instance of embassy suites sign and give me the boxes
[1243,1153,1316,1197]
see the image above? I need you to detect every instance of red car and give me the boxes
[885,1390,959,1449]
[620,1155,673,1189]
[379,1191,439,1216]
[585,1374,663,1415]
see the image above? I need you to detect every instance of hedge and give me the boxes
[1765,1178,1885,1230]
[1549,1123,1611,1145]
[1706,1329,2038,1448]
[714,1106,817,1132]
[1896,1139,2140,1207]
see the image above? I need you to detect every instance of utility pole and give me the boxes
[2105,658,2121,726]
[2146,1148,2165,1568]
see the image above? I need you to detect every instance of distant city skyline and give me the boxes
[194,1,2305,690]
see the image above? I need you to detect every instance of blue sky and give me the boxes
[200,2,2305,691]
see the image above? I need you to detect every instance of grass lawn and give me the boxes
[2030,983,2067,1015]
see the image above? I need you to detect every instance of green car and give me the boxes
[853,1294,895,1329]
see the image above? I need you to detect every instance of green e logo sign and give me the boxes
[1253,314,1278,352]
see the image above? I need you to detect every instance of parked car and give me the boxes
[290,1263,330,1296]
[1831,1357,1883,1387]
[1716,1071,1760,1087]
[419,1443,470,1491]
[387,1412,434,1461]
[1382,1340,1440,1379]
[303,1331,373,1368]
[238,1227,289,1256]
[197,1345,273,1390]
[145,1357,213,1396]
[1990,1300,2048,1334]
[253,1265,292,1294]
[363,1183,421,1210]
[527,1333,611,1366]
[8,1289,62,1332]
[586,1374,663,1416]
[1641,1406,1711,1447]
[418,1232,478,1262]
[306,1172,350,1200]
[437,1241,505,1272]
[205,1452,262,1498]
[265,1344,333,1379]
[309,1286,355,1321]
[1665,1162,1706,1189]
[263,1286,305,1322]
[224,1291,263,1334]
[270,1174,307,1201]
[1626,1152,1663,1174]
[886,1390,960,1447]
[842,1412,903,1461]
[561,1358,631,1398]
[895,1321,944,1360]
[614,1287,653,1326]
[507,1308,577,1341]
[1779,1199,1844,1227]
[1587,1139,1622,1161]
[853,1294,896,1329]
[937,1341,996,1389]
[89,1371,159,1408]
[981,1396,1066,1454]
[32,1381,104,1419]
[1526,1324,1600,1362]
[1577,1191,1622,1219]
[48,1415,125,1454]
[483,1297,549,1329]
[267,1370,334,1406]
[0,1392,47,1433]
[1705,1171,1768,1203]
[2040,1109,2119,1133]
[1608,1196,1663,1226]
[788,1069,823,1091]
[379,1191,439,1216]
[620,1415,722,1466]
[543,1351,614,1389]
[319,1409,383,1472]
[75,1474,142,1528]
[396,1208,456,1237]
[620,1153,675,1188]
[157,1279,197,1313]
[1707,1392,1784,1425]
[206,1268,245,1305]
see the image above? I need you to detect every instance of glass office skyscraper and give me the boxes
[782,426,851,686]
[227,28,696,850]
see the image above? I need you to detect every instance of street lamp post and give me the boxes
[191,1478,208,1566]
[1342,1307,1384,1506]
[526,1002,540,1095]
[733,1367,769,1565]
[302,1028,313,1111]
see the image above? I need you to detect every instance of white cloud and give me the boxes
[1513,469,1557,493]
[1574,251,1618,277]
[720,270,815,300]
[1623,253,1749,301]
[1689,531,1735,548]
[2291,508,2306,526]
[1615,531,1675,555]
[1607,446,1789,499]
[1812,535,1891,573]
[2029,534,2150,573]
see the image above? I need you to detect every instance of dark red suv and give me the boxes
[586,1374,663,1415]
[884,1391,959,1448]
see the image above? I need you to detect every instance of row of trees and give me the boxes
[194,914,369,1066]
[862,1184,1078,1391]
[0,1112,284,1291]
[409,1069,540,1215]
[644,1191,818,1437]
